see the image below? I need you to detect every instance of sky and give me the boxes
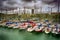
[0,0,60,13]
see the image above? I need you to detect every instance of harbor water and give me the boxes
[0,27,60,40]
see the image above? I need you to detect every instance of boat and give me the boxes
[34,23,43,32]
[52,28,59,34]
[45,27,51,34]
[12,22,20,29]
[13,24,19,29]
[58,28,60,34]
[27,27,34,32]
[52,24,59,34]
[8,24,16,29]
[27,23,37,32]
[35,27,43,32]
[19,22,28,29]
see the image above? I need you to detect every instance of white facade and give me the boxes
[0,7,59,14]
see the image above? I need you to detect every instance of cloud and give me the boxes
[0,0,56,8]
[3,0,20,7]
[41,0,60,10]
[0,0,6,7]
[42,0,60,4]
[0,0,60,12]
[0,0,24,10]
[22,0,32,2]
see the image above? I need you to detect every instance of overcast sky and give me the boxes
[0,0,60,12]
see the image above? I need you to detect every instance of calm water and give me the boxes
[0,27,60,40]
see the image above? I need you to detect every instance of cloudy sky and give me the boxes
[0,0,60,12]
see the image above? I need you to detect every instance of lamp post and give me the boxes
[40,7,42,13]
[1,8,2,13]
[24,6,25,14]
[5,8,8,20]
[6,8,7,14]
[34,0,36,14]
[57,0,59,13]
[19,8,20,14]
[31,0,36,14]
[57,0,60,23]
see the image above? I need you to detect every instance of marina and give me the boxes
[0,0,60,40]
[0,17,60,34]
